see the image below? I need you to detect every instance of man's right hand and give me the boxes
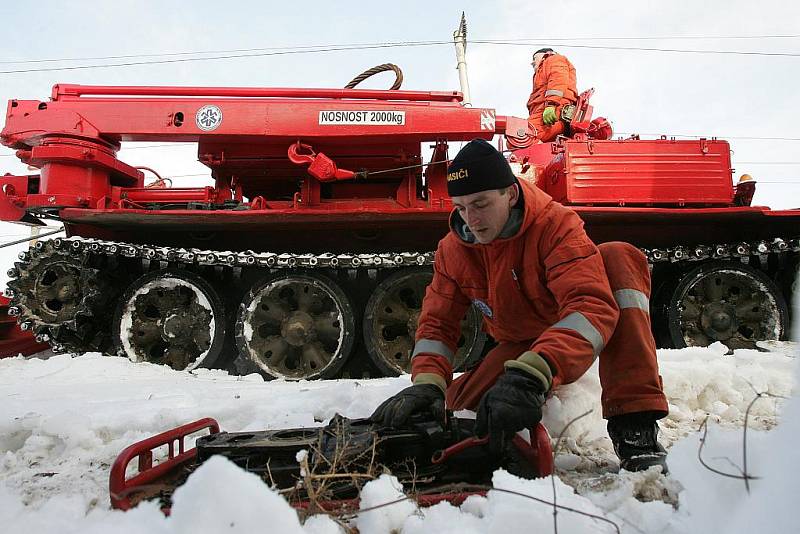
[542,106,558,126]
[370,383,445,428]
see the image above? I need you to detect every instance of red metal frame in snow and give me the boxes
[109,417,220,511]
[109,418,554,513]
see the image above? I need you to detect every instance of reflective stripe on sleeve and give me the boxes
[552,312,604,357]
[412,339,455,361]
[613,289,650,313]
[544,89,564,98]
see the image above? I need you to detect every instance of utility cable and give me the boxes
[2,39,799,75]
[507,34,800,41]
[0,41,442,65]
[0,227,64,249]
[0,41,449,75]
[2,34,797,66]
[475,40,800,57]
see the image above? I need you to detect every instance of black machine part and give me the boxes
[195,414,534,499]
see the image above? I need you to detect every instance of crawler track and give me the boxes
[6,235,798,377]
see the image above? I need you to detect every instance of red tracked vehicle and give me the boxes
[0,72,797,377]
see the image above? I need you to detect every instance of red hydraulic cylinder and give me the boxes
[52,84,464,103]
[121,187,216,203]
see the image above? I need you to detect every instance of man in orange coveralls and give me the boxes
[371,139,670,473]
[527,47,578,142]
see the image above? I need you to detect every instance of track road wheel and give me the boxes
[234,272,355,380]
[363,268,486,376]
[113,270,225,370]
[665,261,788,350]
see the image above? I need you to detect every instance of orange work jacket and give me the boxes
[526,53,578,115]
[411,179,619,388]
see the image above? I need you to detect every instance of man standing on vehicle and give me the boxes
[371,138,670,473]
[527,47,578,142]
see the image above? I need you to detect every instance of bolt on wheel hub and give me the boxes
[700,302,738,340]
[281,311,315,347]
[162,312,192,340]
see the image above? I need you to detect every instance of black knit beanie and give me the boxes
[446,138,517,197]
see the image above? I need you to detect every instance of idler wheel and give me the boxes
[362,268,486,376]
[113,270,225,370]
[234,272,355,380]
[665,261,788,350]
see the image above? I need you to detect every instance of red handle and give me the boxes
[431,435,489,464]
[109,417,220,510]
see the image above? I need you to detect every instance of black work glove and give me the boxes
[370,384,445,428]
[475,368,547,455]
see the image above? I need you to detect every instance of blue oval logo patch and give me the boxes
[472,299,493,319]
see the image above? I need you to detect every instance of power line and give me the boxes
[476,40,800,57]
[0,41,440,65]
[2,35,797,65]
[0,41,449,75]
[2,39,799,75]
[537,35,800,41]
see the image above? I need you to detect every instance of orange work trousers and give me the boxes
[446,242,669,419]
[528,104,568,143]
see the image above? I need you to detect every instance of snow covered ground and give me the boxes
[0,339,797,533]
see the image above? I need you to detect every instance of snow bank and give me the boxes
[354,474,417,533]
[168,455,305,532]
[541,341,796,472]
[0,340,796,533]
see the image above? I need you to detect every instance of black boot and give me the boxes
[607,412,668,474]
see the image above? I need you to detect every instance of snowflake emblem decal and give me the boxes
[195,105,223,131]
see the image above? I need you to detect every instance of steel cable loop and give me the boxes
[345,64,403,90]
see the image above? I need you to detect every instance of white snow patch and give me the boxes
[354,474,417,533]
[168,455,304,533]
[0,340,796,533]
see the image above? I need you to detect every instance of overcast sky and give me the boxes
[0,0,797,229]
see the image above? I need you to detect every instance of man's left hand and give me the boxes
[475,368,547,454]
[542,106,558,125]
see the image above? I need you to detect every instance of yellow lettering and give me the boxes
[447,168,468,182]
